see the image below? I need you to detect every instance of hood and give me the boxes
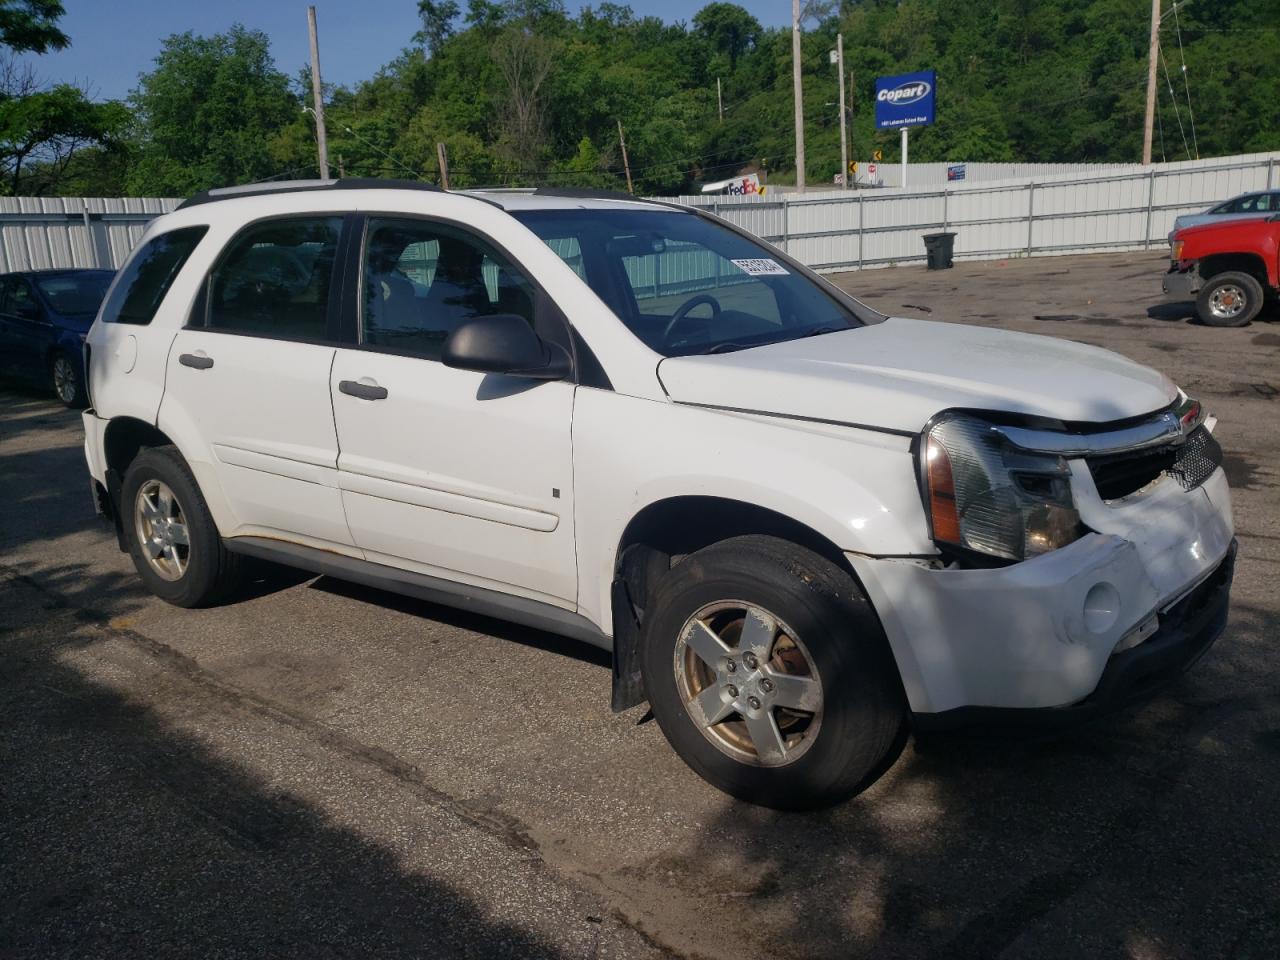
[1174,213,1274,239]
[657,317,1177,435]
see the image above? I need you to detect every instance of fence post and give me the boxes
[782,197,790,254]
[1269,156,1276,190]
[81,203,99,269]
[1026,182,1035,256]
[1144,167,1157,250]
[858,192,864,270]
[942,188,949,231]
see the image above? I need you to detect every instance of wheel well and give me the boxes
[616,496,852,578]
[104,417,173,478]
[607,496,858,713]
[1199,253,1269,289]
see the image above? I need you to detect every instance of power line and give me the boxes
[1158,44,1192,161]
[1171,1,1199,159]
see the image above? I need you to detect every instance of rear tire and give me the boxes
[641,535,906,810]
[1195,271,1264,327]
[51,351,87,408]
[121,446,241,607]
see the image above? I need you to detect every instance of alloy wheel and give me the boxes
[134,479,190,581]
[1208,284,1247,321]
[52,356,77,404]
[672,601,823,767]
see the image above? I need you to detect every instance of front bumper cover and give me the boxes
[913,539,1235,731]
[1162,264,1201,298]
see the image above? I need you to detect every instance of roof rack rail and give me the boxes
[177,177,443,210]
[531,186,660,204]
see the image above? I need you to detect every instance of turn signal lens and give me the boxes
[925,438,961,544]
[1171,239,1184,262]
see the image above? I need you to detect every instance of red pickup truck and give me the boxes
[1163,215,1279,326]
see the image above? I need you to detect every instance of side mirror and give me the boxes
[442,314,571,381]
[15,301,41,321]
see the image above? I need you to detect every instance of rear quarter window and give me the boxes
[101,225,209,325]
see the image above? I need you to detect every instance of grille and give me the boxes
[1169,425,1222,492]
[1087,425,1221,500]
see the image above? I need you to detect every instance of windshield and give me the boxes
[512,209,862,356]
[35,272,114,316]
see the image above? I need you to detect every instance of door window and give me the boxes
[1237,194,1270,213]
[207,216,342,341]
[3,277,38,319]
[103,226,208,326]
[361,218,537,361]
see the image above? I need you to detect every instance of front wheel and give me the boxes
[641,535,907,810]
[51,351,87,408]
[1195,271,1265,327]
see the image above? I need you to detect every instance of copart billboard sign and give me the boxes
[874,71,936,130]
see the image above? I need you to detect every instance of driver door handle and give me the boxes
[339,379,389,401]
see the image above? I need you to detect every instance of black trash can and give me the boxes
[923,232,956,269]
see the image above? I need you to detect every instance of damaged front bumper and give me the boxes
[1162,263,1201,299]
[849,451,1235,723]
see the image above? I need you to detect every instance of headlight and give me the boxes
[921,413,1083,562]
[1171,239,1184,261]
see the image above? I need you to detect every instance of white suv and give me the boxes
[82,180,1236,809]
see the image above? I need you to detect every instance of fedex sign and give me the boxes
[874,70,936,130]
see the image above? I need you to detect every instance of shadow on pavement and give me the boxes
[309,576,613,669]
[0,567,611,960]
[655,596,1280,959]
[1146,301,1198,323]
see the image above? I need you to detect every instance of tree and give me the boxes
[492,26,557,175]
[127,26,297,195]
[692,3,760,71]
[0,0,67,54]
[416,0,460,56]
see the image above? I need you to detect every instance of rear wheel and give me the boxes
[1195,271,1264,327]
[641,535,907,810]
[121,446,241,607]
[51,351,87,408]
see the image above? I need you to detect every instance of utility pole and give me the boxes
[717,77,723,123]
[791,0,805,192]
[836,34,848,190]
[901,128,908,188]
[617,120,634,194]
[1142,0,1161,165]
[306,6,329,179]
[436,142,450,189]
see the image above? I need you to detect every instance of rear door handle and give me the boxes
[179,352,213,370]
[338,379,388,401]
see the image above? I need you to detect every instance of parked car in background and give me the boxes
[82,180,1235,809]
[1168,190,1280,240]
[0,268,116,407]
[1164,215,1279,326]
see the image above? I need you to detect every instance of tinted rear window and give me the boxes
[101,226,208,326]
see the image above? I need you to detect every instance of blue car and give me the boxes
[0,269,115,408]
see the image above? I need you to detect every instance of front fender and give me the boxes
[572,390,933,633]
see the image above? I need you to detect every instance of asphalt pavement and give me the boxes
[2,250,1278,959]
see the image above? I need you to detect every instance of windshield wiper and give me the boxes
[799,324,847,338]
[700,341,754,354]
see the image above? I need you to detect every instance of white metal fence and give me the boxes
[0,196,179,274]
[2,152,1276,277]
[677,151,1280,272]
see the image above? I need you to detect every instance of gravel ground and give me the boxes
[2,250,1278,959]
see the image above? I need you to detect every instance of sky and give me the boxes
[18,0,793,102]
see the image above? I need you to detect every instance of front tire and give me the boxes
[1195,271,1264,327]
[51,351,87,408]
[121,446,241,607]
[641,535,906,810]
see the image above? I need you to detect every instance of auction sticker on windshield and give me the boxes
[732,258,789,276]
